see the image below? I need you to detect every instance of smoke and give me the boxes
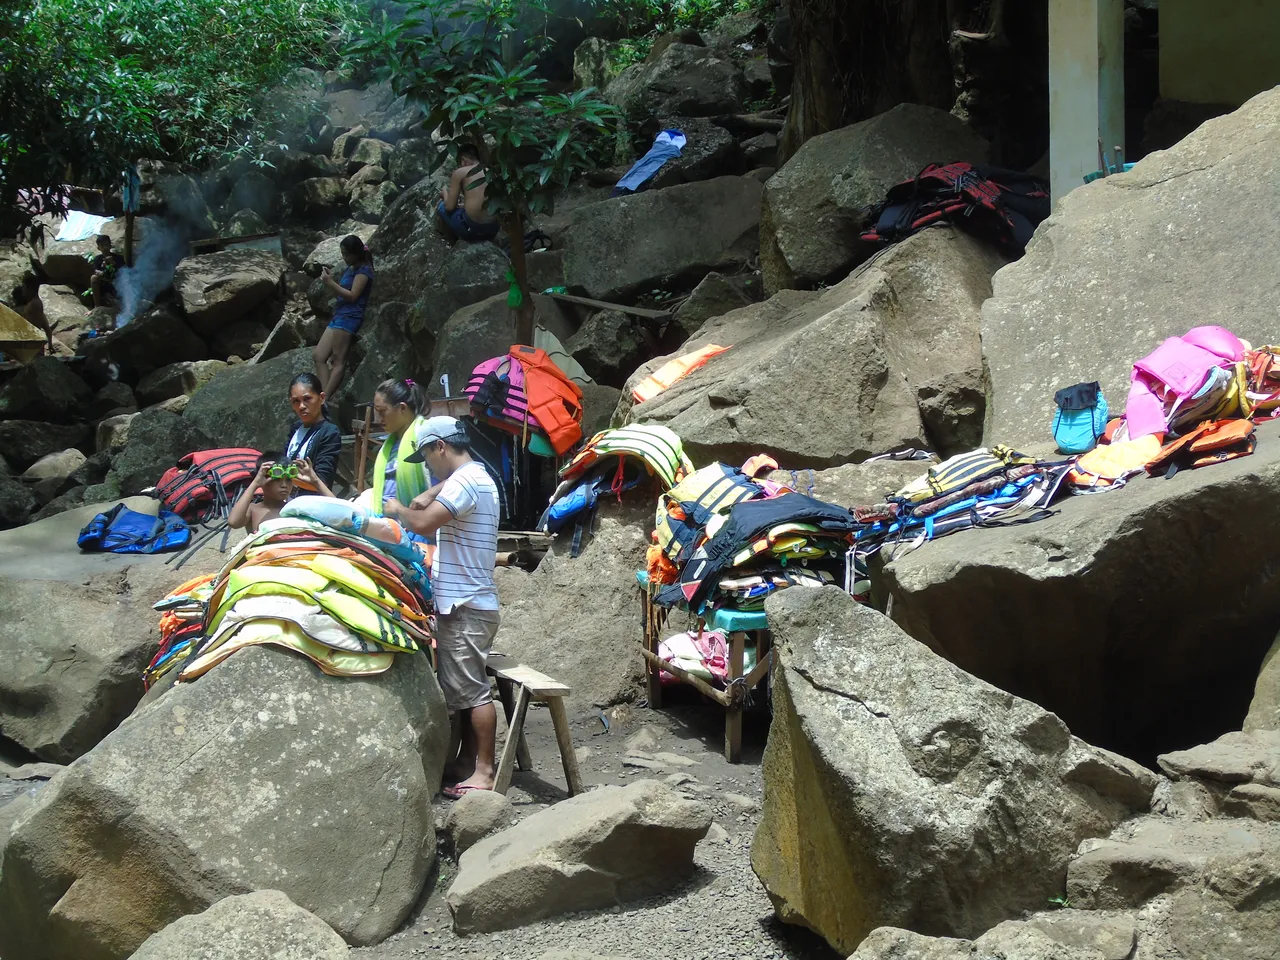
[114,221,188,327]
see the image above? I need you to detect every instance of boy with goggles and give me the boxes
[229,454,334,534]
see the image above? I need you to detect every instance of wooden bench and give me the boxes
[487,654,584,797]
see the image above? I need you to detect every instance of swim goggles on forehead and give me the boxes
[267,464,299,480]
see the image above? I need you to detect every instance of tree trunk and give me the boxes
[503,211,536,346]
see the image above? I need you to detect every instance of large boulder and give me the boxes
[345,137,394,175]
[645,117,742,189]
[80,307,209,383]
[1247,631,1280,733]
[388,137,440,190]
[447,780,711,934]
[984,88,1280,449]
[349,181,400,224]
[127,891,348,960]
[494,498,650,710]
[292,177,349,219]
[134,359,228,407]
[565,309,646,388]
[110,408,214,496]
[37,218,150,289]
[225,170,280,223]
[0,475,36,528]
[752,588,1156,955]
[563,176,762,301]
[135,159,216,234]
[882,417,1280,765]
[618,227,1003,466]
[182,348,314,453]
[0,646,449,959]
[849,920,1131,960]
[0,239,34,305]
[760,103,990,294]
[0,356,90,423]
[0,499,225,761]
[668,270,750,344]
[37,284,90,335]
[173,250,285,338]
[605,43,744,118]
[431,294,577,393]
[0,421,90,470]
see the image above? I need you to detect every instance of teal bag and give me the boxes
[1052,382,1108,454]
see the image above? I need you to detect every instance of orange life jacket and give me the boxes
[632,344,729,404]
[510,345,584,455]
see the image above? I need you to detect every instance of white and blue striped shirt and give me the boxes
[432,461,500,614]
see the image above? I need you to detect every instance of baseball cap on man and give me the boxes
[405,416,469,463]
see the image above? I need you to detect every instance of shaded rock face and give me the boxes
[111,409,214,496]
[565,310,646,388]
[668,270,750,344]
[882,418,1280,766]
[0,647,449,960]
[331,302,414,426]
[562,176,762,302]
[752,588,1155,956]
[173,249,286,338]
[0,421,90,471]
[0,356,90,423]
[617,227,1002,467]
[182,347,315,453]
[134,359,227,407]
[984,88,1280,448]
[446,780,711,934]
[80,307,209,384]
[127,890,349,960]
[430,294,577,395]
[1246,631,1280,733]
[605,43,744,118]
[493,498,650,710]
[761,103,990,294]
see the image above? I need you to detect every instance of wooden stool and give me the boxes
[487,655,584,797]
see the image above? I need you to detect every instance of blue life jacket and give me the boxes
[78,504,191,554]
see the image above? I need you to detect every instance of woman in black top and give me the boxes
[283,373,342,492]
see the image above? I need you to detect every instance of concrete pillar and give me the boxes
[1048,0,1125,204]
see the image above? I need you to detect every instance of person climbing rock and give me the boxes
[436,143,500,244]
[384,416,500,797]
[314,235,374,396]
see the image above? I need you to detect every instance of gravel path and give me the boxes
[355,699,841,960]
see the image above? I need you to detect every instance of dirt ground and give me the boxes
[356,691,841,960]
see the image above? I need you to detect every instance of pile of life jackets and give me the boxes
[146,506,433,687]
[538,425,695,556]
[466,345,584,456]
[1067,326,1272,492]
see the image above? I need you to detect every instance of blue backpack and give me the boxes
[1052,382,1108,454]
[78,504,191,554]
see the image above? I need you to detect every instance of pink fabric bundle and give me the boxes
[1125,326,1245,438]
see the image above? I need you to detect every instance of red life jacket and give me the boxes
[509,345,583,456]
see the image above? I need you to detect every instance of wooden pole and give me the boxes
[637,645,732,706]
[124,212,135,267]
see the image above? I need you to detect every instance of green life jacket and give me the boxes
[559,424,693,490]
[371,416,429,509]
[655,462,763,565]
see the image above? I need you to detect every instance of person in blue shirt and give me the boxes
[313,235,374,397]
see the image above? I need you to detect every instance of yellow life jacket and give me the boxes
[559,424,694,490]
[1067,434,1163,490]
[894,445,1037,504]
[654,462,763,564]
[631,344,730,404]
[179,619,395,682]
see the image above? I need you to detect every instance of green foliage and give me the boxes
[349,0,620,222]
[0,0,360,235]
[593,0,772,70]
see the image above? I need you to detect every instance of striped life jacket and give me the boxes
[632,344,729,405]
[892,445,1036,506]
[559,425,693,490]
[179,619,395,682]
[654,462,764,565]
[467,354,531,431]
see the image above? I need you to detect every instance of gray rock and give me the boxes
[742,57,772,99]
[573,37,615,92]
[219,208,270,238]
[447,780,711,933]
[646,117,742,189]
[89,381,138,419]
[331,124,369,164]
[760,103,990,293]
[669,270,750,343]
[1222,783,1280,821]
[1247,630,1280,732]
[135,159,216,234]
[209,318,273,360]
[349,181,400,224]
[346,165,387,191]
[226,170,280,223]
[0,475,36,528]
[251,313,309,363]
[493,499,649,710]
[846,928,973,960]
[37,284,89,336]
[127,890,348,960]
[279,227,327,271]
[1067,815,1280,910]
[134,359,228,407]
[292,177,348,218]
[566,310,646,388]
[882,420,1280,765]
[331,302,414,427]
[173,249,285,338]
[605,43,744,119]
[36,217,151,289]
[741,132,778,168]
[367,95,422,144]
[80,306,209,382]
[0,356,90,423]
[346,138,394,176]
[563,177,762,302]
[0,421,90,470]
[619,227,1001,466]
[0,239,34,306]
[388,137,441,190]
[69,450,112,488]
[1158,730,1280,788]
[111,408,214,496]
[983,88,1280,449]
[431,293,577,393]
[182,347,314,453]
[20,448,86,483]
[0,646,449,957]
[445,789,516,855]
[1020,910,1138,960]
[752,588,1154,954]
[95,413,137,453]
[581,383,622,438]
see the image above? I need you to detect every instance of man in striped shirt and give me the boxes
[385,416,500,798]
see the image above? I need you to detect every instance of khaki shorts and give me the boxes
[435,605,500,711]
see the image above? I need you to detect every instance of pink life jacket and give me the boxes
[1126,334,1234,438]
[466,354,531,429]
